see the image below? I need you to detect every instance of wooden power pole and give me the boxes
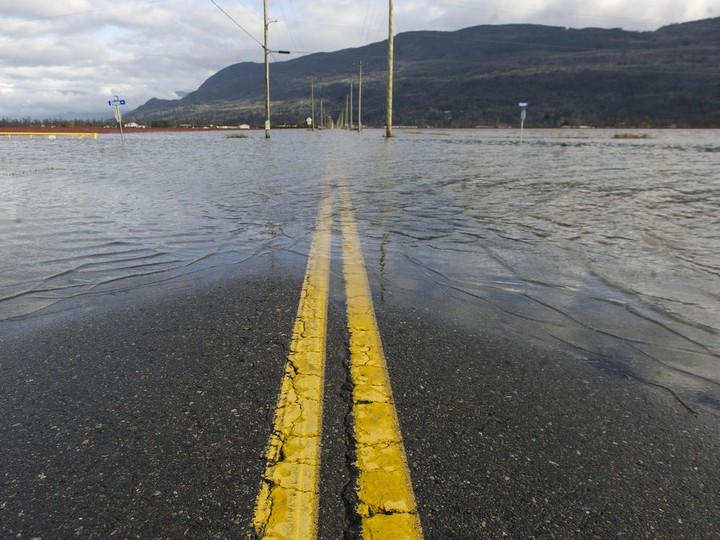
[263,0,270,138]
[310,77,315,131]
[358,61,363,132]
[385,0,394,138]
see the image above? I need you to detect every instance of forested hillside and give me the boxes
[128,17,720,128]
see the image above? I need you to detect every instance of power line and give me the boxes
[210,1,308,60]
[209,0,263,48]
[283,0,308,54]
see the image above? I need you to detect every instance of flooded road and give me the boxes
[1,128,719,411]
[3,128,720,538]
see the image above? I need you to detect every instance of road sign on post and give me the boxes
[518,102,528,143]
[108,95,126,145]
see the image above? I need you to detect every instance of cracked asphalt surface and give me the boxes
[2,258,720,539]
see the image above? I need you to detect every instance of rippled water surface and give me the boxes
[2,128,719,410]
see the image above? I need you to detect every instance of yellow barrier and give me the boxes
[0,132,98,140]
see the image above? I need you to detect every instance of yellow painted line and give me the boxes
[340,189,424,540]
[250,193,333,539]
[0,132,98,139]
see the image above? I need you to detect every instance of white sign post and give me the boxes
[518,102,528,143]
[108,95,126,145]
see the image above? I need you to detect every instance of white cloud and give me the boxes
[0,0,94,19]
[0,0,718,118]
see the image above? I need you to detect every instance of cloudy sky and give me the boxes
[1,0,718,119]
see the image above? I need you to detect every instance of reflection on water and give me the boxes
[1,129,718,411]
[0,132,319,320]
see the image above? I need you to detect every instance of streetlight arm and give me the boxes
[261,46,291,54]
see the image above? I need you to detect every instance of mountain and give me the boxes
[128,18,720,128]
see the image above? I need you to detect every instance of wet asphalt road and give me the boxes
[2,256,720,539]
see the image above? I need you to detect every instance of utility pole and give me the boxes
[349,80,354,130]
[310,77,315,131]
[319,99,324,129]
[263,0,270,138]
[345,94,349,129]
[386,0,394,138]
[261,1,290,138]
[358,61,363,132]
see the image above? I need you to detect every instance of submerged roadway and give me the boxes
[2,188,720,539]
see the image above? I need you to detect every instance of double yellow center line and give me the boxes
[250,189,423,539]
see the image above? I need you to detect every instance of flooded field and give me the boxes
[1,128,718,411]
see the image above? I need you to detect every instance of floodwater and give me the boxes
[1,128,719,411]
